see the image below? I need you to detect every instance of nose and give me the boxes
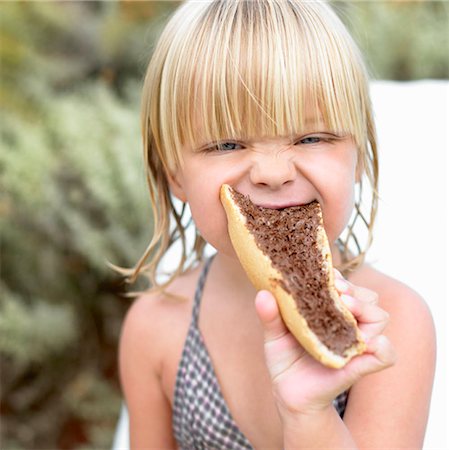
[250,152,296,189]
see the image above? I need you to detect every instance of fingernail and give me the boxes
[340,294,354,306]
[334,269,343,279]
[334,278,349,292]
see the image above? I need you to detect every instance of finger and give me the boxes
[255,291,305,379]
[333,270,379,305]
[342,295,389,325]
[352,286,379,305]
[333,269,350,294]
[334,269,345,280]
[334,278,351,294]
[255,290,288,342]
[347,335,397,379]
[340,295,387,320]
[341,295,389,339]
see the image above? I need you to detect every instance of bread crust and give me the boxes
[220,184,366,368]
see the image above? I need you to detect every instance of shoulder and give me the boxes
[118,265,203,446]
[349,264,436,355]
[119,268,200,389]
[343,265,436,446]
[119,264,202,382]
[350,264,435,339]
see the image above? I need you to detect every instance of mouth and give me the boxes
[222,185,316,211]
[256,201,313,210]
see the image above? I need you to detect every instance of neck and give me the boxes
[211,251,257,297]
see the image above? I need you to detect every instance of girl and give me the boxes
[119,1,436,448]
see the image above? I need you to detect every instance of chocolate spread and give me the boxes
[231,188,358,356]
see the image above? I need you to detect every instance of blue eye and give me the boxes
[215,142,242,151]
[295,133,342,146]
[298,136,321,145]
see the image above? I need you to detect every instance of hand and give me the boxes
[255,271,396,420]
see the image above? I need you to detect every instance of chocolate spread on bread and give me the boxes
[231,189,358,356]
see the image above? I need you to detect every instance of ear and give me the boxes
[167,170,187,203]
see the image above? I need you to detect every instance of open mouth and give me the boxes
[257,201,313,210]
[225,186,316,211]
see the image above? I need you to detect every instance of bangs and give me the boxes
[150,0,370,169]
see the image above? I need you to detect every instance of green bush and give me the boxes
[334,0,449,80]
[0,80,152,448]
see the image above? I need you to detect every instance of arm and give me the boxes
[344,279,436,448]
[119,295,177,449]
[281,407,358,449]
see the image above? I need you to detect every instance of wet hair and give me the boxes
[124,0,378,291]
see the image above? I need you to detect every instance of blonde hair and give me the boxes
[125,0,378,291]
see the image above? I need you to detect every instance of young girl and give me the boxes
[119,1,436,448]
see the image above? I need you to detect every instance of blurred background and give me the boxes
[1,1,448,449]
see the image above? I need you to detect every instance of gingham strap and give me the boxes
[172,257,253,449]
[190,256,214,328]
[172,257,348,449]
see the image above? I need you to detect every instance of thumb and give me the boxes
[255,290,288,342]
[255,290,305,380]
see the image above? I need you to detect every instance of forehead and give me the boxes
[185,94,331,149]
[186,108,330,146]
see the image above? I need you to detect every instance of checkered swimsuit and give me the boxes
[172,257,349,449]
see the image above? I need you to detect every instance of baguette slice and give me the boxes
[220,184,366,368]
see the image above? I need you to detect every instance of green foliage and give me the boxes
[0,2,174,446]
[1,78,152,447]
[1,79,151,285]
[333,0,449,80]
[0,284,77,365]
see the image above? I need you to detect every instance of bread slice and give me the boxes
[220,184,366,368]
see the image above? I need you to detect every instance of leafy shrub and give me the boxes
[334,0,449,80]
[1,80,151,449]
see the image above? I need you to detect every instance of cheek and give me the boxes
[339,184,356,226]
[186,187,237,256]
[319,159,357,241]
[179,158,244,254]
[321,200,355,244]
